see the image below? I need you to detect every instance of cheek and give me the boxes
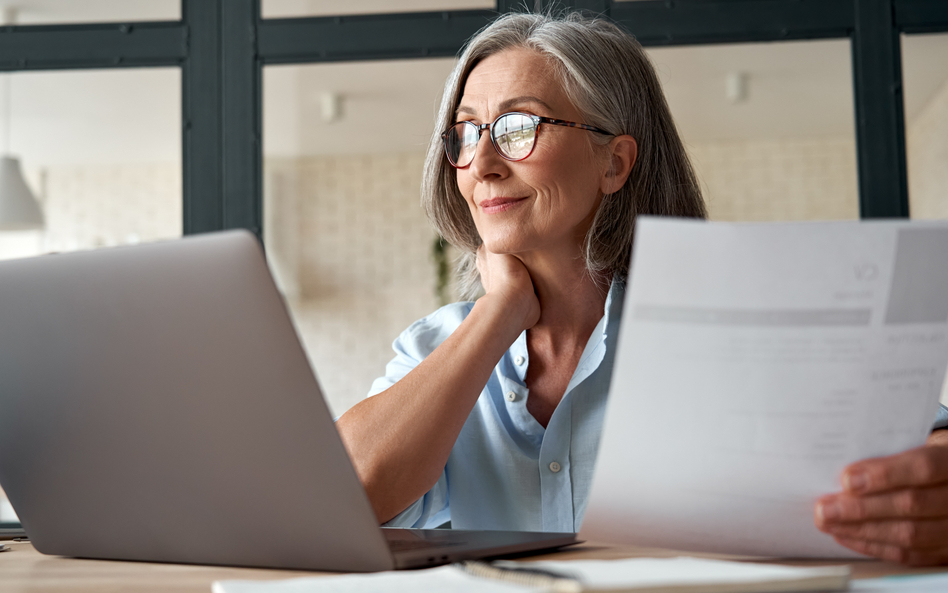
[455,170,477,205]
[538,138,601,185]
[542,152,602,203]
[566,149,606,199]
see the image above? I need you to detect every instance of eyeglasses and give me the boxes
[441,112,613,168]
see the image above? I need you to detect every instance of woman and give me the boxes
[336,12,948,565]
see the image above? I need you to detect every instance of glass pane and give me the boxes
[0,69,181,260]
[0,68,181,523]
[264,59,455,417]
[902,32,948,221]
[12,0,178,25]
[647,39,859,221]
[263,0,493,19]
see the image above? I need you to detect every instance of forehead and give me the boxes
[458,47,569,115]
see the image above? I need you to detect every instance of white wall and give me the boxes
[908,76,948,219]
[7,68,180,166]
[690,137,859,222]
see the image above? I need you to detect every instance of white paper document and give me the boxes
[854,573,948,592]
[582,217,948,558]
[214,557,849,593]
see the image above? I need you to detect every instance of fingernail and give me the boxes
[818,501,841,523]
[844,471,868,493]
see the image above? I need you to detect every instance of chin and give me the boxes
[482,237,530,256]
[478,224,538,254]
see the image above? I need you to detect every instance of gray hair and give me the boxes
[422,11,706,299]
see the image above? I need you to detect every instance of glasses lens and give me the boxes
[492,114,536,161]
[444,122,480,167]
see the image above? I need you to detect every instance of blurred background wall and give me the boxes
[0,1,945,420]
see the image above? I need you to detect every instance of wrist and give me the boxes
[472,292,535,339]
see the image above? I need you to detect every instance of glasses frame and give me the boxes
[441,111,613,168]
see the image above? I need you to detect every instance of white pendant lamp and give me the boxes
[0,6,44,231]
[0,155,44,230]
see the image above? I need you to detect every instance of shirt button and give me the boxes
[514,355,525,366]
[505,391,517,402]
[549,461,561,473]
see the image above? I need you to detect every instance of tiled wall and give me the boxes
[265,153,442,417]
[690,137,859,222]
[0,162,181,261]
[42,162,182,250]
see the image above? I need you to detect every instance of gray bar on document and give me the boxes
[884,228,948,325]
[634,306,872,326]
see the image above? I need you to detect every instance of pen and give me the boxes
[456,560,583,592]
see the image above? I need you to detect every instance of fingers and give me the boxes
[473,247,540,330]
[821,517,948,549]
[818,494,948,565]
[817,487,948,523]
[815,439,948,566]
[833,536,948,566]
[475,247,532,297]
[840,443,948,495]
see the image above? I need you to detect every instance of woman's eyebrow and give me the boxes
[454,95,554,117]
[498,95,553,113]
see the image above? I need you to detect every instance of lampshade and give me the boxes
[0,155,44,230]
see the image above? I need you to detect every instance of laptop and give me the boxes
[0,230,576,572]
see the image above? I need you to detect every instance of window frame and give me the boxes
[0,0,943,233]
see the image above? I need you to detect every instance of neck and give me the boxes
[517,246,610,342]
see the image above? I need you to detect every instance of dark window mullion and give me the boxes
[257,11,495,64]
[221,0,262,237]
[611,0,853,46]
[499,1,610,15]
[852,0,910,218]
[895,0,948,34]
[182,0,224,234]
[0,22,185,71]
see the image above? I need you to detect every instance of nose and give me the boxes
[467,128,509,182]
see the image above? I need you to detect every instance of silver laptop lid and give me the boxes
[0,231,394,571]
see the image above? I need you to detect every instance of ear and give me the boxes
[600,135,637,195]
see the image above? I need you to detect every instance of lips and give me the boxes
[479,196,527,214]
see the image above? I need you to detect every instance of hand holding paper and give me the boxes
[816,428,948,564]
[582,218,948,559]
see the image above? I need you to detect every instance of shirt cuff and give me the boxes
[933,403,948,430]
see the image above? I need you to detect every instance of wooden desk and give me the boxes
[1,539,944,593]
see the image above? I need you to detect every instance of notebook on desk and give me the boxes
[0,231,575,572]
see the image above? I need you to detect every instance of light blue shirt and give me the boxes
[368,280,948,533]
[368,281,625,533]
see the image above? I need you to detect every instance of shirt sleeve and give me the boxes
[933,403,948,431]
[366,302,473,529]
